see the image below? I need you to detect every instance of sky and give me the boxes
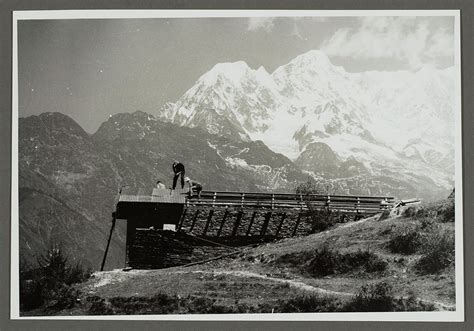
[18,15,455,133]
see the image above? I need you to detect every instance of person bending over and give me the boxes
[185,177,203,198]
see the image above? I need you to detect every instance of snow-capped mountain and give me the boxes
[157,50,455,196]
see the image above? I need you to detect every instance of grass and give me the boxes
[85,282,434,314]
[87,293,281,314]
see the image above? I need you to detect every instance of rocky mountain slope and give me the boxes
[18,112,307,270]
[157,50,455,198]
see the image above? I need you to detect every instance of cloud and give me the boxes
[321,17,454,69]
[291,21,304,40]
[247,17,276,32]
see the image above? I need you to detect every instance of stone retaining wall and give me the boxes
[127,207,360,269]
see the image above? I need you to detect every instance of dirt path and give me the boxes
[180,269,353,297]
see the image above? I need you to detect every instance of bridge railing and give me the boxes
[185,190,395,213]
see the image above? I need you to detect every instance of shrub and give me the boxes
[365,255,389,273]
[295,179,321,195]
[387,225,423,255]
[419,216,437,230]
[277,294,344,313]
[413,198,454,223]
[306,246,387,277]
[402,206,417,218]
[42,284,80,310]
[20,245,91,312]
[87,296,114,315]
[343,282,394,312]
[416,228,455,274]
[307,208,341,233]
[306,246,338,276]
[108,293,179,314]
[437,198,455,223]
[295,180,341,232]
[393,291,436,311]
[342,282,436,312]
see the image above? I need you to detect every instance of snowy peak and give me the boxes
[273,50,335,75]
[160,60,280,139]
[271,50,353,107]
[200,61,253,86]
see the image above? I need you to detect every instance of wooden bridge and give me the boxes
[115,188,394,237]
[103,187,395,270]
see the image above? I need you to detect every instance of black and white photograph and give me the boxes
[11,10,463,320]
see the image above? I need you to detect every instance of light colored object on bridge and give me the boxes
[163,224,177,231]
[394,198,421,208]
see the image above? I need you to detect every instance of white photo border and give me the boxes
[11,9,464,321]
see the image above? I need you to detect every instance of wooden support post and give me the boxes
[177,208,187,232]
[100,213,116,271]
[241,193,245,208]
[202,210,214,236]
[125,218,136,268]
[292,212,303,237]
[217,209,229,237]
[189,210,200,232]
[260,212,272,236]
[246,211,257,236]
[275,212,287,237]
[232,211,244,237]
[271,194,275,209]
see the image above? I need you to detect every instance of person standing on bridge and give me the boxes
[172,161,186,189]
[185,177,203,198]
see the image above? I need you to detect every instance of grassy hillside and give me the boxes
[20,198,456,315]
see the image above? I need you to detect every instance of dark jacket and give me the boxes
[172,162,185,174]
